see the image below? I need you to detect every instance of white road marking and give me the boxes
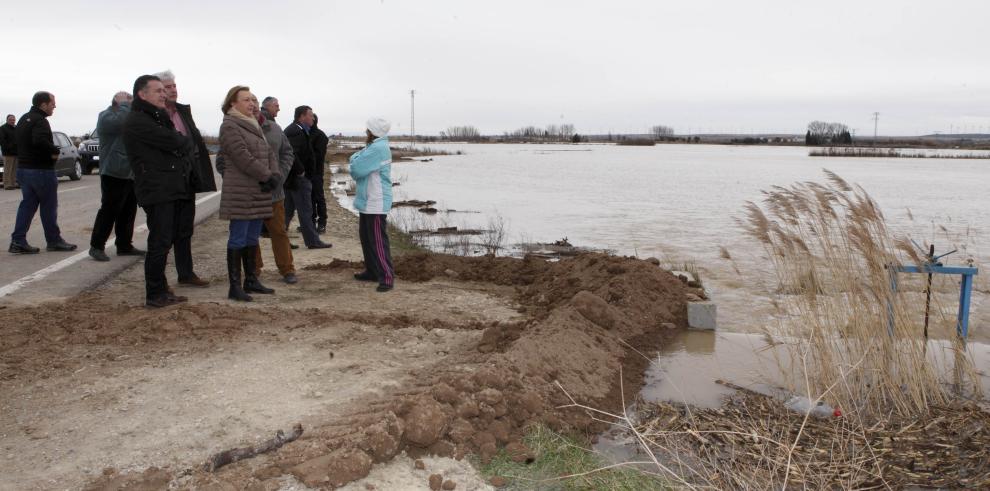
[58,185,95,194]
[0,191,221,298]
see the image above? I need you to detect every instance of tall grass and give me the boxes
[740,169,980,418]
[810,147,990,159]
[548,171,983,488]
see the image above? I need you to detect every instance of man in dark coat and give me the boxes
[310,113,329,234]
[8,92,77,254]
[1,114,18,189]
[123,75,197,308]
[283,105,330,249]
[157,69,216,287]
[88,91,144,262]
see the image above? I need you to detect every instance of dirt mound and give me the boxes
[395,252,551,286]
[0,295,335,381]
[83,252,688,489]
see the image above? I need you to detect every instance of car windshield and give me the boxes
[90,130,99,140]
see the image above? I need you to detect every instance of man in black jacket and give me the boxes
[8,92,77,254]
[1,114,17,189]
[123,75,197,308]
[283,105,330,249]
[157,69,216,287]
[310,113,329,234]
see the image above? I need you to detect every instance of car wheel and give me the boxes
[69,160,82,181]
[83,163,94,175]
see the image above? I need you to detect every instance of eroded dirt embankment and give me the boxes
[3,247,688,490]
[155,253,689,489]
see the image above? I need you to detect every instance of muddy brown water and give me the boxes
[595,329,990,466]
[384,143,990,342]
[644,330,990,407]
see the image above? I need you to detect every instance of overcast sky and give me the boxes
[3,0,989,136]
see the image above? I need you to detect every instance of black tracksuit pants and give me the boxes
[358,213,394,287]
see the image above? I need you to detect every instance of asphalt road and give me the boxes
[0,171,221,305]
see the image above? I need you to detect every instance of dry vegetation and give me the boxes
[740,169,980,416]
[810,147,990,159]
[578,170,988,489]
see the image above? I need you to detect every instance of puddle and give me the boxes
[595,329,990,465]
[641,329,990,409]
[642,330,788,409]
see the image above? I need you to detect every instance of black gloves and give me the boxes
[259,176,279,192]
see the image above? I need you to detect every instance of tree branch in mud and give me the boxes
[203,423,303,472]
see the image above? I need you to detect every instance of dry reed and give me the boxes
[741,169,980,418]
[554,172,984,488]
[809,147,990,159]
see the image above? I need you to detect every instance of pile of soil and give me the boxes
[82,252,688,489]
[393,252,551,287]
[0,298,337,382]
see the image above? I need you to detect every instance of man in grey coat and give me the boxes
[89,91,145,261]
[256,97,298,283]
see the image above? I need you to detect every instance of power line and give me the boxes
[872,112,880,147]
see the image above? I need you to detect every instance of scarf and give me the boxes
[227,107,261,132]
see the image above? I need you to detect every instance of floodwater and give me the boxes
[641,329,990,409]
[382,142,989,341]
[337,142,990,466]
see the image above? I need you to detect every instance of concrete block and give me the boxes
[688,301,717,330]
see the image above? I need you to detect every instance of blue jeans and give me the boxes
[11,168,62,245]
[228,219,263,249]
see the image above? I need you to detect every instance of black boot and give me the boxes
[243,245,275,294]
[227,248,253,302]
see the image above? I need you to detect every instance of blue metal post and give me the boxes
[957,273,974,338]
[892,263,978,340]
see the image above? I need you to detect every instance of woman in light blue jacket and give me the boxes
[350,117,394,292]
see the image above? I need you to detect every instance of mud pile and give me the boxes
[395,253,551,286]
[84,253,688,489]
[0,298,338,382]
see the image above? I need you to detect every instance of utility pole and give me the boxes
[409,89,416,147]
[872,112,879,147]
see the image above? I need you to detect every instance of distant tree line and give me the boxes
[441,126,483,141]
[503,124,577,142]
[439,124,583,143]
[650,125,675,140]
[806,121,852,145]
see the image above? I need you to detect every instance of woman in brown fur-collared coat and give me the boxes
[218,85,279,302]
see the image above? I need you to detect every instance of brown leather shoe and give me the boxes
[178,275,210,287]
[167,292,188,303]
[146,295,181,308]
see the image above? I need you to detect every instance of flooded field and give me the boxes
[327,142,990,487]
[379,142,989,341]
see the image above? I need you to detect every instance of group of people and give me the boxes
[5,73,396,307]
